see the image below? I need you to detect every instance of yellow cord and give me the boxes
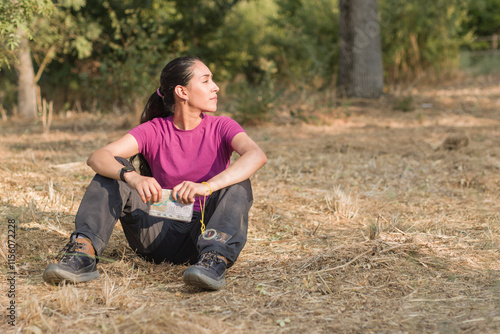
[199,195,206,234]
[202,182,213,195]
[199,182,212,234]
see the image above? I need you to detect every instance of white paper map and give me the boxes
[149,189,194,222]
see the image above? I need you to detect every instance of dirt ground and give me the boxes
[1,76,500,333]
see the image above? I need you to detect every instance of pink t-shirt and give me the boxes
[129,114,245,210]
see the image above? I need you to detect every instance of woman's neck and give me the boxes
[172,109,203,130]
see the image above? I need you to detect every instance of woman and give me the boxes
[42,56,267,290]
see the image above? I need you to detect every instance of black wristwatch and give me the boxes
[120,166,135,182]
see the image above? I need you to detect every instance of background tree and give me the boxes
[0,0,54,118]
[15,29,38,119]
[0,0,54,68]
[337,0,384,98]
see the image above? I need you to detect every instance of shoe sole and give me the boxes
[183,267,225,290]
[42,264,99,284]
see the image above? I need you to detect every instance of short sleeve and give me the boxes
[128,121,156,154]
[218,116,245,150]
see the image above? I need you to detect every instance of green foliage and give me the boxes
[0,0,54,68]
[210,0,339,122]
[70,0,172,110]
[88,0,239,110]
[226,63,282,124]
[0,69,17,111]
[31,1,103,61]
[463,0,500,37]
[209,0,280,83]
[272,0,339,88]
[393,95,414,112]
[207,0,339,87]
[380,0,470,82]
[1,0,497,121]
[24,0,239,113]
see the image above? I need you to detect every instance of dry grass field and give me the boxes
[1,76,499,333]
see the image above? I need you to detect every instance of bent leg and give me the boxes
[197,179,253,267]
[74,171,149,257]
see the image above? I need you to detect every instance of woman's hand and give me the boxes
[172,181,211,204]
[124,172,163,204]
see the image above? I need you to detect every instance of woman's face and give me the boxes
[184,61,219,113]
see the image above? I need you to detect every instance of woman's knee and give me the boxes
[224,179,253,200]
[215,180,253,209]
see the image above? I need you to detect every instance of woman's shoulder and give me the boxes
[135,116,171,129]
[130,117,171,137]
[204,114,239,126]
[149,116,171,125]
[203,114,245,138]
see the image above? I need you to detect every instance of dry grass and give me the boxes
[1,76,500,333]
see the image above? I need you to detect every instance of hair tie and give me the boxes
[156,88,164,98]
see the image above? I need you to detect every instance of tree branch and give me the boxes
[34,45,56,84]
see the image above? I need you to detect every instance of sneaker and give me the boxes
[42,236,99,284]
[183,251,227,290]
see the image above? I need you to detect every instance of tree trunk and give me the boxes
[15,29,38,119]
[338,0,384,98]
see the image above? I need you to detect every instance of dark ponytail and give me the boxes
[131,56,201,176]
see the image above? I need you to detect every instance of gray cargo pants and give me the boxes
[72,157,253,267]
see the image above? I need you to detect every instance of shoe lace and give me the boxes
[198,252,223,269]
[57,240,88,263]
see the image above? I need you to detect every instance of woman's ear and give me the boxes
[174,85,188,100]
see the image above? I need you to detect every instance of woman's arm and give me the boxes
[87,133,162,203]
[208,132,267,191]
[173,132,267,203]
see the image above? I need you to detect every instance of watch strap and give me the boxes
[120,166,135,182]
